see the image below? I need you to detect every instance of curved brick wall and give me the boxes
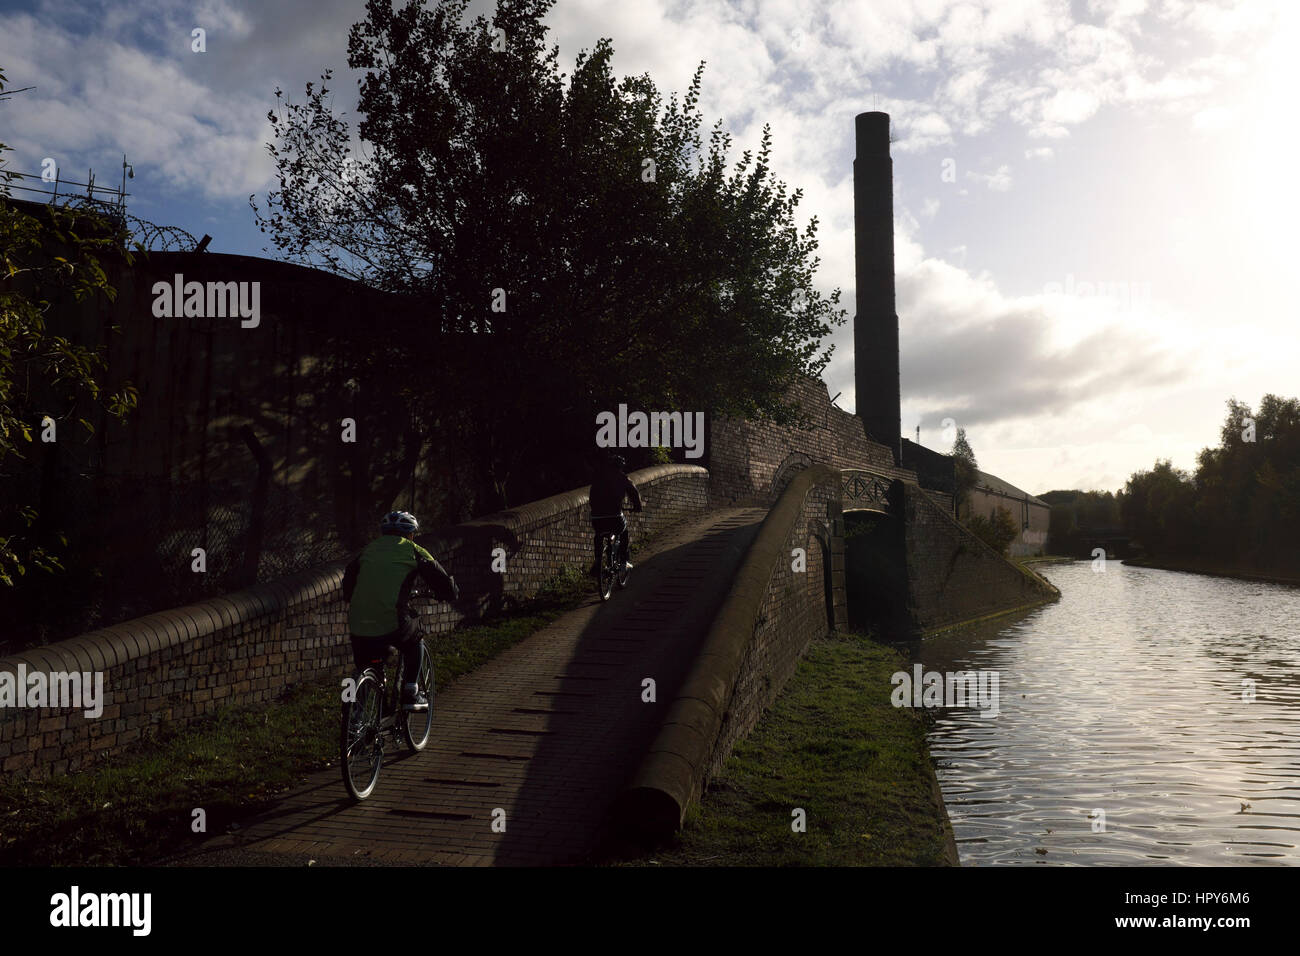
[617,464,842,839]
[0,465,709,779]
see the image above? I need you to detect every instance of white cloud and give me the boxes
[1041,87,1102,125]
[0,2,361,200]
[966,164,1013,190]
[194,0,256,40]
[1184,0,1279,37]
[1191,104,1233,130]
[1089,0,1150,28]
[4,0,1271,205]
[1028,123,1071,138]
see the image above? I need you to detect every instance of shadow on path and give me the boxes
[162,508,764,867]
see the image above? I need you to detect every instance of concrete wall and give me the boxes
[901,483,1058,634]
[708,377,913,505]
[0,465,708,780]
[618,465,842,839]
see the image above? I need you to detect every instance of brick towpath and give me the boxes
[169,507,765,866]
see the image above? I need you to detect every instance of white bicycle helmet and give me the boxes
[379,510,419,536]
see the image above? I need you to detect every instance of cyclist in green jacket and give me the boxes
[342,511,458,711]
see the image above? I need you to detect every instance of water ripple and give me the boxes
[915,561,1300,866]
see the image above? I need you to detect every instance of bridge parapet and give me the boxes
[620,463,842,839]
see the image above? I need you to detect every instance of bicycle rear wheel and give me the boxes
[402,641,434,751]
[598,535,617,601]
[341,671,384,801]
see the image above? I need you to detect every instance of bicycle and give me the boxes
[340,632,435,801]
[591,513,632,601]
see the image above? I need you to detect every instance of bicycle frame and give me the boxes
[366,651,405,734]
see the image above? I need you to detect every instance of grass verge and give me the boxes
[623,629,957,866]
[0,566,592,866]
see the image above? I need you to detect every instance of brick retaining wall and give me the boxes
[902,482,1059,634]
[0,465,709,780]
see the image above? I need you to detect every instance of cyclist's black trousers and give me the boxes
[349,617,422,680]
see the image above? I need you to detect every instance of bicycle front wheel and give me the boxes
[402,641,434,752]
[341,671,384,800]
[616,537,631,589]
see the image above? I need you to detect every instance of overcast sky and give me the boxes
[2,0,1296,495]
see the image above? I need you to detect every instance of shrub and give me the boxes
[965,506,1018,556]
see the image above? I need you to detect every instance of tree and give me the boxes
[951,427,978,518]
[1121,459,1195,559]
[966,505,1018,556]
[1118,396,1300,572]
[1199,395,1300,569]
[0,67,138,587]
[251,0,845,512]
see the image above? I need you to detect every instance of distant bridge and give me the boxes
[1080,530,1130,557]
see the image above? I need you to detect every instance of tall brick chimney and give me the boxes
[854,111,900,464]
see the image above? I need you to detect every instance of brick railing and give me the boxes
[0,465,709,779]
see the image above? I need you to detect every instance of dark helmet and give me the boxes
[380,510,419,536]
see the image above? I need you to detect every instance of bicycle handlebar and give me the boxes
[407,576,459,606]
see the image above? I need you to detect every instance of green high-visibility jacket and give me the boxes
[342,535,456,637]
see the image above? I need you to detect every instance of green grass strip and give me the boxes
[626,629,955,866]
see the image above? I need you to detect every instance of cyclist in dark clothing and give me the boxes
[342,510,458,711]
[589,452,642,574]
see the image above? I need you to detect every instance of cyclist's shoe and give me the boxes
[623,562,633,573]
[402,682,429,712]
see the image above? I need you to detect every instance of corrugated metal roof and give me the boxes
[975,469,1049,509]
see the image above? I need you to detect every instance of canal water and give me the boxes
[914,560,1300,866]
